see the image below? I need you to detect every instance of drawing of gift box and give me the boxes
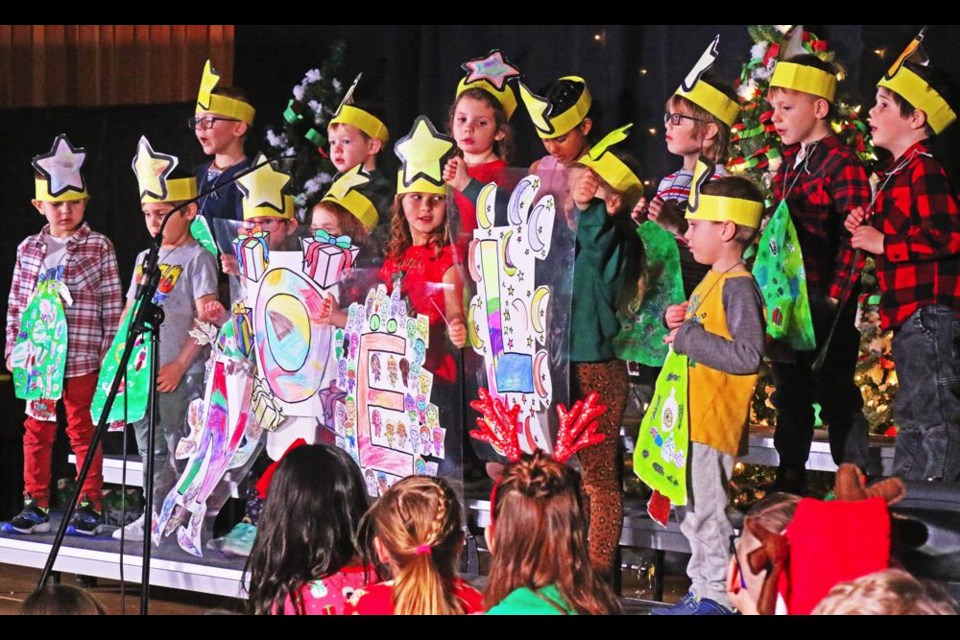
[233,228,269,282]
[301,230,360,289]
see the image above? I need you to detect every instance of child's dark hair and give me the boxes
[385,193,450,261]
[744,491,801,535]
[667,72,739,163]
[20,584,105,615]
[360,475,467,615]
[700,176,765,245]
[541,78,601,142]
[485,450,623,615]
[245,444,370,615]
[887,61,956,137]
[448,88,513,164]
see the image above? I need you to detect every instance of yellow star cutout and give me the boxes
[197,60,220,111]
[518,83,554,136]
[327,165,370,202]
[395,116,454,188]
[236,153,291,213]
[131,136,177,201]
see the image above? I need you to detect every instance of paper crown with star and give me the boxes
[394,116,455,196]
[519,76,592,139]
[456,50,521,120]
[686,156,763,229]
[578,124,642,195]
[195,60,256,126]
[674,35,740,128]
[32,134,88,202]
[237,153,295,221]
[321,165,379,231]
[878,30,957,135]
[131,137,197,204]
[329,73,390,143]
[769,26,838,103]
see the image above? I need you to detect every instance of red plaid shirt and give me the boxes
[872,141,960,330]
[773,134,872,300]
[5,222,123,377]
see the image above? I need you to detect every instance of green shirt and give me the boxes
[486,585,577,615]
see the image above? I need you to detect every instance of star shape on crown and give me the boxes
[394,116,454,188]
[462,50,520,91]
[131,136,178,201]
[236,153,291,213]
[32,134,87,198]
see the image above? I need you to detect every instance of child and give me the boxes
[484,450,622,615]
[20,584,106,615]
[442,50,519,246]
[844,36,960,482]
[112,138,219,541]
[812,569,959,615]
[346,475,483,615]
[651,170,766,615]
[521,76,595,224]
[566,126,643,579]
[192,60,255,246]
[245,443,373,615]
[3,135,123,536]
[765,40,873,493]
[634,36,741,297]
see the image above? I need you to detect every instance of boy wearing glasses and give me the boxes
[765,42,872,495]
[191,60,255,250]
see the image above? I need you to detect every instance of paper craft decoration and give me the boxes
[195,59,256,125]
[90,298,152,425]
[394,116,455,195]
[32,134,88,202]
[466,175,557,454]
[329,73,390,143]
[233,225,270,282]
[237,153,295,221]
[11,267,71,401]
[518,76,592,139]
[335,284,442,497]
[769,26,837,102]
[155,308,261,557]
[613,222,685,367]
[301,229,360,289]
[633,348,690,507]
[321,165,378,232]
[878,29,956,134]
[753,200,815,351]
[578,124,642,194]
[458,50,521,119]
[674,35,740,128]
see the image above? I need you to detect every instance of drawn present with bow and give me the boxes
[301,229,359,289]
[232,225,269,282]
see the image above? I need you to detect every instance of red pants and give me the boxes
[23,372,103,509]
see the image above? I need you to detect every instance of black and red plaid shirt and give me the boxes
[772,134,872,300]
[872,140,960,330]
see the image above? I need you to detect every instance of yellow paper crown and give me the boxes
[131,136,198,204]
[769,27,837,102]
[32,134,88,202]
[321,165,379,231]
[394,116,455,196]
[578,124,641,195]
[674,35,740,128]
[196,60,256,126]
[877,32,957,135]
[519,76,592,139]
[330,74,390,143]
[686,157,763,229]
[457,50,521,120]
[237,153,295,221]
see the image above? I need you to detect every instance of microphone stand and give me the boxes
[37,153,289,613]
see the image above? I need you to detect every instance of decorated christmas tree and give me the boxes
[264,41,347,222]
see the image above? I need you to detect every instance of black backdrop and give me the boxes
[2,26,958,502]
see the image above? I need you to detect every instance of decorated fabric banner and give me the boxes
[301,229,360,289]
[335,284,444,498]
[233,226,270,282]
[90,299,152,425]
[613,222,686,367]
[633,348,690,506]
[12,268,71,401]
[752,200,815,351]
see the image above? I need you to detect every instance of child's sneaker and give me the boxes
[66,500,104,537]
[649,591,737,616]
[1,497,51,534]
[111,514,145,542]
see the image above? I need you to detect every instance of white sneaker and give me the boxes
[112,514,145,541]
